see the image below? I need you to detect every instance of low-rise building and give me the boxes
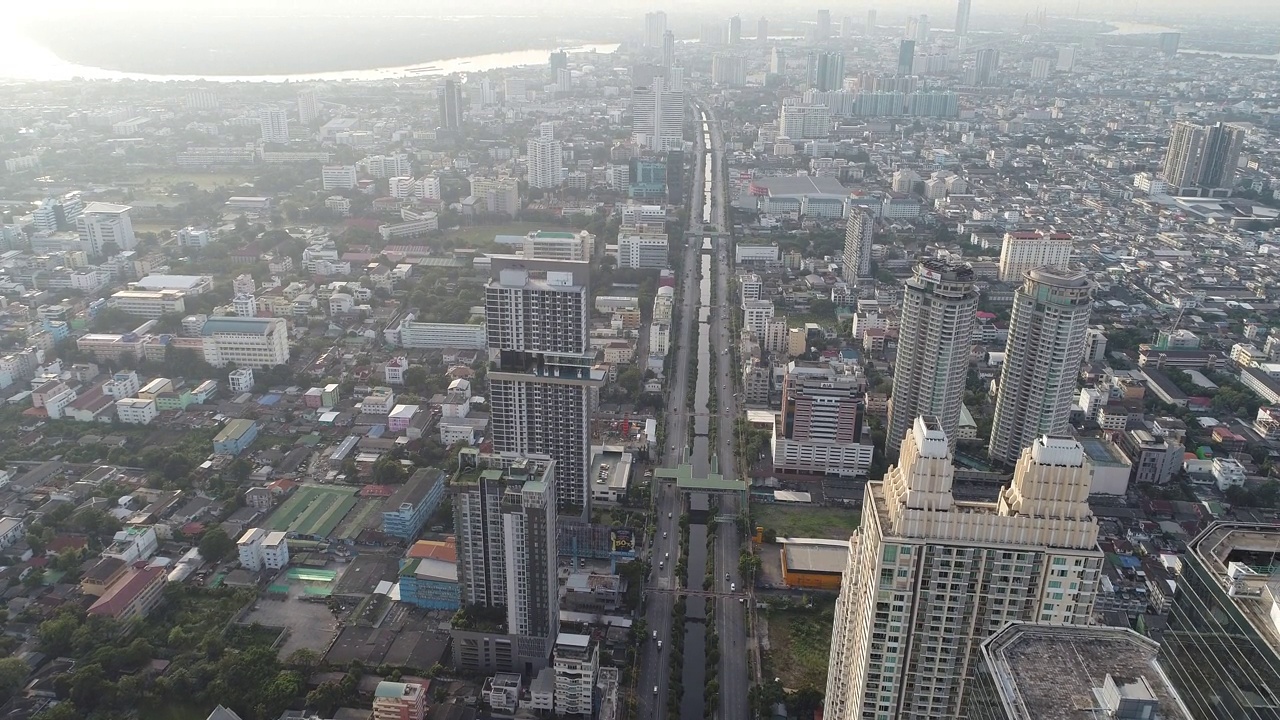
[237,527,290,571]
[382,468,446,540]
[88,563,167,621]
[115,397,158,425]
[553,633,598,716]
[372,681,426,720]
[213,419,259,456]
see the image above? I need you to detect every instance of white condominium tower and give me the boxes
[485,256,604,514]
[886,260,977,456]
[526,122,564,189]
[996,230,1072,282]
[825,418,1102,720]
[841,211,873,283]
[630,78,685,152]
[988,267,1093,466]
[644,11,667,48]
[77,202,137,256]
[258,107,289,144]
[453,459,559,673]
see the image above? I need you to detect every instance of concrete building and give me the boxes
[779,102,832,139]
[989,268,1092,466]
[382,468,446,540]
[522,230,595,262]
[630,79,685,152]
[201,317,290,368]
[616,230,669,269]
[887,260,977,455]
[228,367,254,393]
[237,527,290,571]
[372,681,426,720]
[213,419,259,456]
[997,231,1073,282]
[115,397,158,425]
[108,290,186,318]
[526,122,564,189]
[772,361,873,478]
[399,539,460,610]
[259,107,290,143]
[88,563,167,621]
[485,257,604,513]
[1162,120,1246,194]
[553,633,598,716]
[388,315,487,350]
[825,421,1103,720]
[841,211,874,282]
[321,165,358,190]
[452,459,559,675]
[77,202,136,256]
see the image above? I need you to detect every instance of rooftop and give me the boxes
[214,419,256,443]
[749,175,847,197]
[782,542,848,574]
[201,317,278,336]
[979,623,1192,720]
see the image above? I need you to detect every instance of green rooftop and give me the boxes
[655,463,749,495]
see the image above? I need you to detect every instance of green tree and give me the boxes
[0,657,30,703]
[199,526,235,562]
[32,704,80,720]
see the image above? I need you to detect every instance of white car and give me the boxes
[731,582,736,591]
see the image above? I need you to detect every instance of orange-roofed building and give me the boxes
[88,562,167,621]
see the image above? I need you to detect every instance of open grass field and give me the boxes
[441,222,577,249]
[265,484,359,538]
[766,599,836,691]
[753,504,860,540]
[127,171,251,190]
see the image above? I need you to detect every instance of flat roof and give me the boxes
[751,175,847,197]
[1079,437,1131,468]
[134,275,209,290]
[214,418,256,443]
[202,316,276,336]
[783,543,847,574]
[980,623,1192,720]
[654,463,748,494]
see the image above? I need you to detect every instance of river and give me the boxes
[0,23,618,83]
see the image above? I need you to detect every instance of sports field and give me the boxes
[266,485,359,538]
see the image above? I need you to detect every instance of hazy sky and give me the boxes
[13,0,1280,20]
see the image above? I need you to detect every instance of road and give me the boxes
[636,108,707,720]
[702,105,752,720]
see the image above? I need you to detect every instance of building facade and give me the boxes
[825,420,1103,720]
[996,231,1073,282]
[772,361,873,477]
[842,211,874,282]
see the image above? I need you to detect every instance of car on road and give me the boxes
[668,512,673,518]
[665,552,669,559]
[654,686,659,695]
[657,640,663,649]
[725,573,730,581]
[659,560,664,569]
[731,583,736,591]
[653,630,658,639]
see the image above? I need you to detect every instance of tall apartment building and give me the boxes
[842,211,874,282]
[989,268,1092,466]
[630,79,684,152]
[711,55,747,87]
[485,257,604,513]
[258,108,289,143]
[1162,120,1246,194]
[779,102,832,139]
[661,31,675,68]
[200,317,291,368]
[825,420,1103,720]
[439,78,463,130]
[1157,522,1280,720]
[553,633,599,715]
[955,0,972,36]
[297,90,320,125]
[77,202,136,256]
[887,260,977,455]
[526,122,564,189]
[469,177,521,218]
[897,40,916,76]
[452,459,559,674]
[644,11,667,48]
[773,361,873,477]
[321,165,358,191]
[997,231,1072,282]
[809,51,846,92]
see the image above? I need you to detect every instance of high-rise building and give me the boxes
[1157,521,1280,720]
[825,420,1103,720]
[526,122,564,189]
[644,11,667,48]
[661,30,675,67]
[997,230,1073,281]
[989,267,1092,466]
[816,9,832,40]
[258,108,289,144]
[866,9,877,34]
[552,633,599,716]
[439,78,463,131]
[772,361,873,478]
[840,16,854,38]
[770,47,787,75]
[1159,32,1181,57]
[728,15,742,45]
[809,51,845,92]
[630,79,685,152]
[452,458,560,674]
[907,14,930,42]
[1056,45,1076,72]
[712,55,747,87]
[897,40,916,76]
[955,0,972,36]
[1162,120,1246,194]
[886,260,976,455]
[77,202,137,256]
[841,210,873,282]
[757,16,768,42]
[1030,56,1052,81]
[297,89,319,125]
[974,48,1000,85]
[485,257,604,513]
[778,102,832,139]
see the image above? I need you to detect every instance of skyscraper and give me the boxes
[1159,31,1181,57]
[816,9,831,40]
[526,122,564,189]
[452,458,559,674]
[712,55,747,87]
[1162,120,1245,194]
[728,15,742,45]
[630,78,685,152]
[955,0,972,36]
[897,40,916,76]
[988,267,1093,466]
[485,256,604,513]
[886,260,976,456]
[866,9,877,34]
[769,47,787,75]
[773,361,873,478]
[661,30,676,68]
[907,14,930,43]
[809,51,845,92]
[757,16,768,42]
[997,230,1072,282]
[439,78,463,131]
[644,11,667,48]
[825,420,1102,720]
[258,108,289,144]
[296,90,319,125]
[974,48,1000,85]
[841,210,873,283]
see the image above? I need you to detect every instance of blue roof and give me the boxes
[258,394,281,406]
[201,317,273,336]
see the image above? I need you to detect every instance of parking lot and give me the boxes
[240,594,340,658]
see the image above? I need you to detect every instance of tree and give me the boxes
[0,657,30,703]
[199,526,235,563]
[32,704,79,720]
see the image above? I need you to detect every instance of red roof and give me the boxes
[180,522,207,537]
[361,484,396,497]
[46,535,89,554]
[407,538,457,562]
[89,564,166,618]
